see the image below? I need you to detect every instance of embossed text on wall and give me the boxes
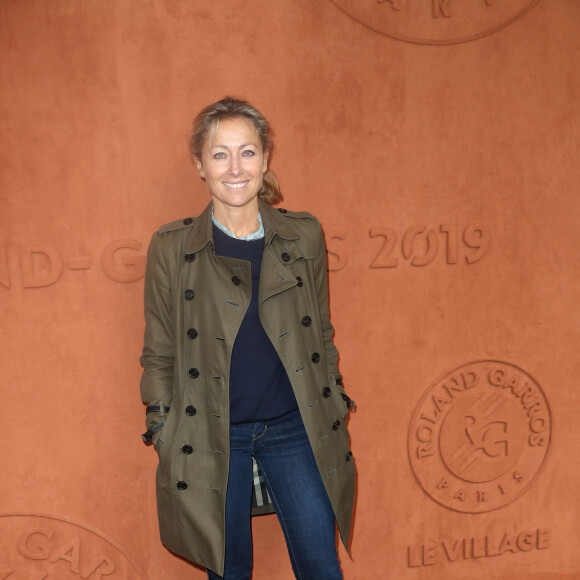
[0,240,145,288]
[330,0,540,44]
[0,514,148,579]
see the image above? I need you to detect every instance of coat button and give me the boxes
[332,420,341,430]
[176,481,188,490]
[183,218,193,225]
[184,289,195,300]
[281,252,290,262]
[301,316,312,327]
[278,208,287,213]
[187,328,198,339]
[185,405,197,416]
[232,275,241,285]
[322,387,331,398]
[188,368,200,379]
[311,352,320,363]
[185,253,195,262]
[182,445,193,455]
[345,451,353,462]
[296,276,303,287]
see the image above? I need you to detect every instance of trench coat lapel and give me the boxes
[181,201,302,304]
[258,246,297,304]
[258,202,301,304]
[184,203,214,255]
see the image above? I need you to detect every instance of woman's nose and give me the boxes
[229,155,242,175]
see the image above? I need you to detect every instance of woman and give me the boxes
[140,96,355,579]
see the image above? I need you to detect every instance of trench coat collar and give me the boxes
[184,200,300,255]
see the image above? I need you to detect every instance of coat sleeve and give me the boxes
[139,232,175,442]
[312,217,354,409]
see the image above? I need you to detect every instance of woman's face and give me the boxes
[195,117,268,214]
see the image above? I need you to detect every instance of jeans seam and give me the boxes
[253,457,304,580]
[252,422,268,442]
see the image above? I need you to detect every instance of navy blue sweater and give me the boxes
[212,224,298,423]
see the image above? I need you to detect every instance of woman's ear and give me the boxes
[194,156,205,180]
[262,150,269,173]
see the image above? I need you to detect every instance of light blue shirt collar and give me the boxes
[211,206,265,241]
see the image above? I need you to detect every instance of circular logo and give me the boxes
[330,0,540,45]
[0,513,148,579]
[408,360,551,513]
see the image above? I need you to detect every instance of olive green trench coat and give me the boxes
[140,201,355,575]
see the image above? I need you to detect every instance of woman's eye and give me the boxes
[242,150,255,157]
[213,152,226,159]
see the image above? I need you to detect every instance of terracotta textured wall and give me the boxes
[1,1,579,578]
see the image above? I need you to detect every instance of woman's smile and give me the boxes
[223,180,250,189]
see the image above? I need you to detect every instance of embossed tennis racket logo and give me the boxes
[408,361,551,513]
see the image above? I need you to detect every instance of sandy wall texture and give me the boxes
[1,0,579,578]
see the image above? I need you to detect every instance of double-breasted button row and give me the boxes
[332,420,341,431]
[182,445,193,454]
[281,252,291,262]
[183,217,193,225]
[177,481,188,490]
[232,276,241,285]
[184,245,198,431]
[345,451,353,462]
[311,353,320,363]
[302,316,312,327]
[322,387,331,398]
[296,276,303,287]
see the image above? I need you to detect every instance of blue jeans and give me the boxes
[207,409,343,580]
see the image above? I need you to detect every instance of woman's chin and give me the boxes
[212,192,259,210]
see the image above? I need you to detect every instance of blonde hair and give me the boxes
[189,96,283,205]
